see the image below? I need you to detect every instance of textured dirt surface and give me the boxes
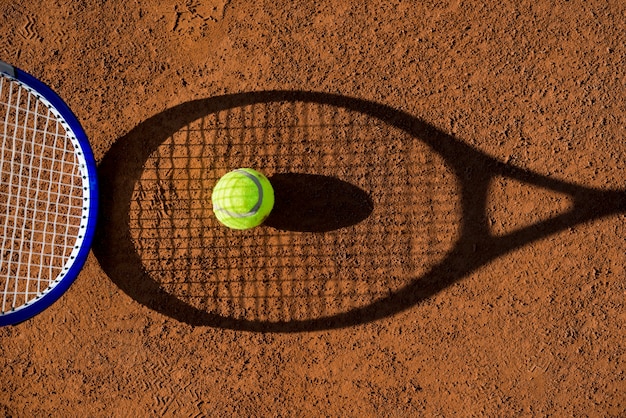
[1,0,625,416]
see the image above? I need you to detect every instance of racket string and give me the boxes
[0,76,86,313]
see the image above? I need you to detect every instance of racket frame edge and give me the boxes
[0,62,98,326]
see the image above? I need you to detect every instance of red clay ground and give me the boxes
[1,1,625,416]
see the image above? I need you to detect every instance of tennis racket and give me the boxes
[95,91,624,332]
[0,61,98,326]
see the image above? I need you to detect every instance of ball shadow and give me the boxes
[265,173,373,232]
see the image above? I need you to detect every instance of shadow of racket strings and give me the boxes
[95,92,463,331]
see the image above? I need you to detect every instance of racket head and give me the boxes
[0,62,98,326]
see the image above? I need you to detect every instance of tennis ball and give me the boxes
[211,168,274,230]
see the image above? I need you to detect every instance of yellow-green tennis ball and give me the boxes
[211,168,275,230]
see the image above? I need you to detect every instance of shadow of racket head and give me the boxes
[94,91,626,332]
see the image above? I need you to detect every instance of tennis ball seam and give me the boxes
[213,169,263,219]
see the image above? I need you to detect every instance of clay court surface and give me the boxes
[1,0,625,416]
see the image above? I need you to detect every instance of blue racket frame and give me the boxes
[0,61,98,326]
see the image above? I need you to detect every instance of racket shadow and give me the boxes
[93,91,626,332]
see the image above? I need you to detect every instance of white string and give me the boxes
[25,94,44,298]
[3,81,23,312]
[0,78,13,313]
[11,87,33,308]
[0,75,89,313]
